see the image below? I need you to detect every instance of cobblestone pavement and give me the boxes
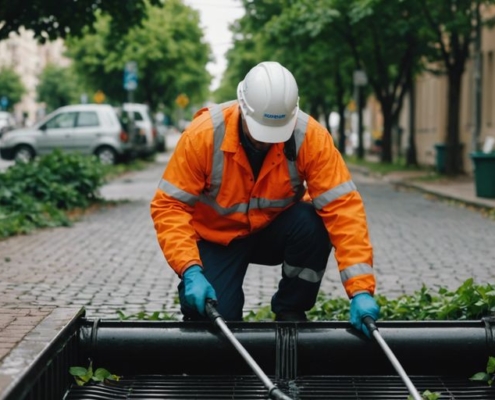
[0,151,494,368]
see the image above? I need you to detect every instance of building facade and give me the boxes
[0,29,69,126]
[396,14,495,174]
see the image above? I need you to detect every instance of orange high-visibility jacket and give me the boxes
[150,102,375,298]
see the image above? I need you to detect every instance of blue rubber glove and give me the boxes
[350,293,380,338]
[183,265,217,316]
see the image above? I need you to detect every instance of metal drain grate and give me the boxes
[64,375,495,399]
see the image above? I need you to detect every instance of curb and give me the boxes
[393,180,495,212]
[348,165,495,212]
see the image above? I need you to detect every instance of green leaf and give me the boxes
[470,372,490,382]
[87,360,93,377]
[421,390,441,400]
[107,374,121,382]
[69,366,88,377]
[148,311,160,320]
[116,310,129,320]
[69,364,93,386]
[92,368,112,382]
[74,377,88,386]
[487,356,495,374]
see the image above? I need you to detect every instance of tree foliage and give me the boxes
[0,66,26,110]
[219,0,495,170]
[273,0,426,163]
[214,0,353,133]
[65,0,211,112]
[36,64,87,112]
[0,0,160,42]
[217,0,426,162]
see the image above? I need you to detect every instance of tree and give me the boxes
[65,0,211,112]
[261,1,356,153]
[0,0,160,42]
[285,0,425,163]
[36,64,86,112]
[213,1,281,102]
[418,0,495,176]
[0,67,26,111]
[215,0,355,154]
[218,0,425,162]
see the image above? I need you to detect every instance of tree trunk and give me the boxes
[444,71,464,175]
[406,69,418,166]
[335,70,346,154]
[380,100,394,163]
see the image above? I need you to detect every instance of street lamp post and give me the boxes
[124,61,138,139]
[473,1,482,153]
[353,70,368,160]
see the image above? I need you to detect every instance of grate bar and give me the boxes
[64,375,495,399]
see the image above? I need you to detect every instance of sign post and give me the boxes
[124,61,138,92]
[93,90,105,104]
[0,96,8,111]
[123,61,138,138]
[353,70,368,160]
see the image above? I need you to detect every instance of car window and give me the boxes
[128,111,144,121]
[76,111,100,127]
[44,112,77,129]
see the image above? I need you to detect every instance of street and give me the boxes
[0,130,493,321]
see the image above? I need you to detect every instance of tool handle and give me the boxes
[365,316,423,400]
[205,298,221,321]
[363,316,378,334]
[269,387,293,400]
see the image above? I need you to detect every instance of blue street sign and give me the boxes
[124,61,138,91]
[0,96,8,109]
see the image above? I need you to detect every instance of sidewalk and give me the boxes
[0,150,494,398]
[347,164,495,211]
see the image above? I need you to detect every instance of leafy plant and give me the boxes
[69,360,120,386]
[244,279,495,322]
[116,310,178,321]
[407,390,441,400]
[0,151,154,239]
[470,356,495,386]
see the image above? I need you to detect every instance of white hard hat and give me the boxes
[237,61,299,143]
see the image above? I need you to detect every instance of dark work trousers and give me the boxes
[178,201,332,321]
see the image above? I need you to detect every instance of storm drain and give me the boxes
[64,375,495,399]
[1,311,494,400]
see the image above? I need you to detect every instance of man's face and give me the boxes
[241,115,272,152]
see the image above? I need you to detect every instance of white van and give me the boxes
[0,104,136,165]
[122,103,157,158]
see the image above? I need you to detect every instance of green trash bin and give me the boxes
[470,152,495,199]
[434,143,446,173]
[435,143,465,173]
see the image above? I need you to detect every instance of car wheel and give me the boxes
[95,146,117,165]
[14,145,35,163]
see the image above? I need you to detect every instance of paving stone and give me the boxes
[1,157,494,382]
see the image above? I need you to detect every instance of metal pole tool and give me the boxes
[363,316,423,400]
[205,299,293,400]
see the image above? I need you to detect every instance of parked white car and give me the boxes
[0,104,136,165]
[122,103,158,157]
[0,111,16,137]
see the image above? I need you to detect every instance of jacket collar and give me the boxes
[221,102,284,153]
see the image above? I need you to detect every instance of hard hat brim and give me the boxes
[243,110,298,143]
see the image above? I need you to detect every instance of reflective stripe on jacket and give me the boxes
[150,102,375,297]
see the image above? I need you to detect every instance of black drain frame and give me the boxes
[64,375,495,399]
[1,311,494,400]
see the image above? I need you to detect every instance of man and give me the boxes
[150,61,379,335]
